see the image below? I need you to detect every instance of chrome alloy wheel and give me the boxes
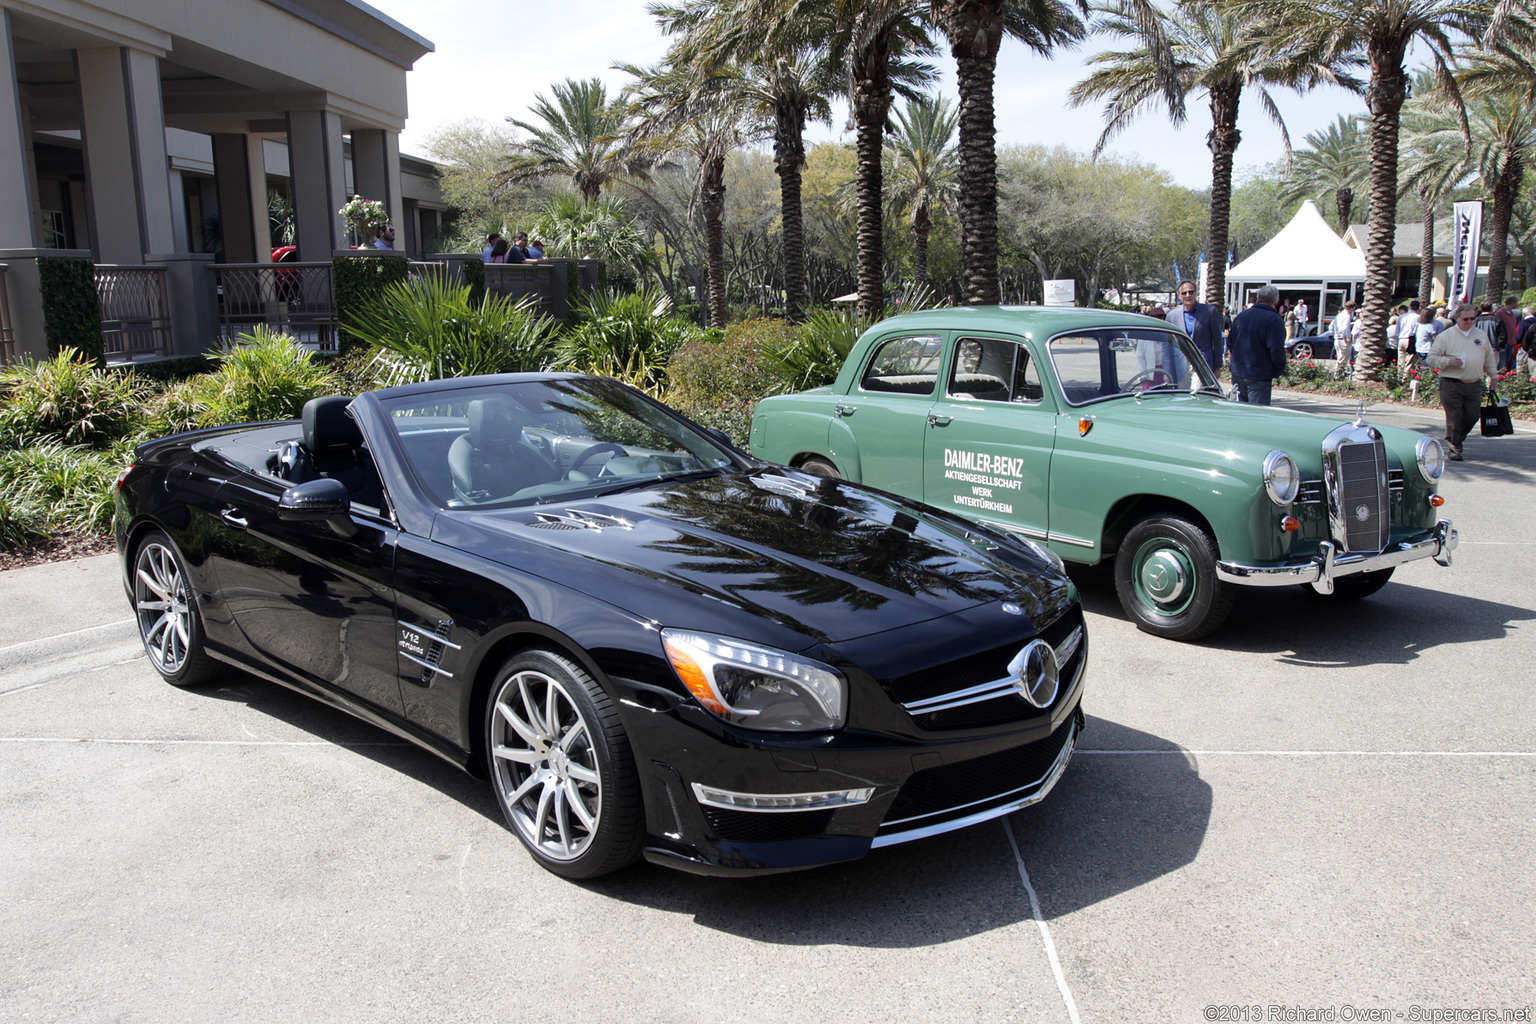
[134,542,193,674]
[490,669,603,862]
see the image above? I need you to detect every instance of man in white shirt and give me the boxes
[1395,299,1421,365]
[1426,302,1500,460]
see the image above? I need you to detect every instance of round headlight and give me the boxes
[1416,435,1446,482]
[1263,450,1300,505]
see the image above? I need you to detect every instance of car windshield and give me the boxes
[381,377,740,509]
[1048,328,1220,406]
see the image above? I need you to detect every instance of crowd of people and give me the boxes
[1156,283,1534,461]
[480,232,548,265]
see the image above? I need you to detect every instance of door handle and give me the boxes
[927,414,952,427]
[220,508,248,529]
[834,404,857,417]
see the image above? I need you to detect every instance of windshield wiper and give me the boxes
[592,467,728,497]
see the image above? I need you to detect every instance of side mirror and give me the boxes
[279,477,357,537]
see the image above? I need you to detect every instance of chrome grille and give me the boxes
[1334,439,1390,552]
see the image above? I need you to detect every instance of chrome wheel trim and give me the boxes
[490,669,602,862]
[134,542,192,674]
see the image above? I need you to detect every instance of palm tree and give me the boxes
[652,3,840,322]
[619,60,759,329]
[885,94,960,287]
[1224,0,1506,381]
[1399,70,1467,312]
[1071,1,1354,311]
[501,78,642,202]
[1279,115,1368,233]
[927,0,1086,305]
[1454,47,1536,305]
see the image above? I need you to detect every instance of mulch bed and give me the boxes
[0,531,117,572]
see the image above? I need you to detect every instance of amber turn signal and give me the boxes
[1078,417,1093,437]
[1428,493,1445,507]
[1279,516,1300,532]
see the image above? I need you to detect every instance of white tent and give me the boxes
[1225,200,1365,325]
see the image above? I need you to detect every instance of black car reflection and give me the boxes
[115,374,1086,878]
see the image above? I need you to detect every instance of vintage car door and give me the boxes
[831,333,943,494]
[921,335,1055,540]
[205,467,405,715]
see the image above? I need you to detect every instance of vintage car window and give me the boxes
[860,335,943,395]
[947,337,1043,404]
[1049,328,1215,406]
[382,378,739,509]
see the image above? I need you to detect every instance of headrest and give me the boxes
[466,396,522,448]
[302,396,362,454]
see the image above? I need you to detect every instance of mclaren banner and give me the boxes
[1448,200,1483,306]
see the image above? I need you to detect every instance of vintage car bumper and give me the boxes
[1215,519,1458,590]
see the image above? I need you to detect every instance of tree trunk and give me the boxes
[950,2,1004,305]
[1336,186,1354,235]
[1204,78,1243,309]
[852,36,893,320]
[913,200,931,288]
[702,152,728,329]
[1485,152,1523,306]
[1354,37,1409,384]
[1418,188,1435,313]
[773,103,809,323]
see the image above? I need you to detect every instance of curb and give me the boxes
[0,619,139,674]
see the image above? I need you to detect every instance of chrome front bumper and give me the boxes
[1216,519,1458,592]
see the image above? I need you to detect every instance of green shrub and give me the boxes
[347,273,559,385]
[556,289,708,391]
[464,257,486,306]
[0,348,148,448]
[333,253,410,355]
[761,308,872,394]
[146,327,339,434]
[0,440,124,546]
[37,257,104,364]
[109,354,214,383]
[664,318,789,446]
[0,490,48,550]
[1520,286,1536,309]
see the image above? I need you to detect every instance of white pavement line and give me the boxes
[1003,817,1082,1024]
[1077,749,1536,756]
[0,617,135,656]
[0,737,411,747]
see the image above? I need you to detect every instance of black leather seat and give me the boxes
[448,396,561,504]
[274,396,382,509]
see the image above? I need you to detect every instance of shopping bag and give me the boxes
[1480,393,1514,437]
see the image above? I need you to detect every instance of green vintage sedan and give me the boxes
[748,306,1458,640]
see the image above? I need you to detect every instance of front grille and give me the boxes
[1298,479,1325,505]
[887,605,1084,731]
[1335,439,1389,552]
[702,807,833,843]
[879,719,1075,831]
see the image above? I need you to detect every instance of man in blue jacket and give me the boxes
[1228,285,1287,405]
[1166,280,1225,371]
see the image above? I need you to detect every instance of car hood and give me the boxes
[433,468,1067,648]
[1094,395,1412,461]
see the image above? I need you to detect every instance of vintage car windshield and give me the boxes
[382,377,740,509]
[1048,328,1220,406]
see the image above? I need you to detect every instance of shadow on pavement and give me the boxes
[584,716,1210,943]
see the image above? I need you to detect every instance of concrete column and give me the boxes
[288,109,346,260]
[76,47,177,264]
[248,134,272,260]
[350,128,404,249]
[145,252,215,355]
[1,12,39,249]
[212,133,257,263]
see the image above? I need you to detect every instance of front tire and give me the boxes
[1114,515,1235,641]
[132,530,217,686]
[1292,341,1314,359]
[486,648,643,879]
[797,456,841,480]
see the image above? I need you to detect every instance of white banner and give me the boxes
[1043,279,1075,306]
[1448,200,1483,305]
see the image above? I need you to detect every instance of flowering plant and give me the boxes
[338,196,388,232]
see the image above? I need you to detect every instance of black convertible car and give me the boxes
[115,374,1086,878]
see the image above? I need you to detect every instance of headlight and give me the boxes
[1263,450,1300,505]
[661,629,846,731]
[1416,435,1446,482]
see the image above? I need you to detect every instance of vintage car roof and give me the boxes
[864,305,1168,336]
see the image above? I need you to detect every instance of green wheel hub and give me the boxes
[1132,540,1196,616]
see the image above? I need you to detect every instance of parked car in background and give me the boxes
[1287,332,1339,360]
[749,307,1459,641]
[116,374,1086,880]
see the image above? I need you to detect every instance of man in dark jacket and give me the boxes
[1165,280,1225,371]
[1228,285,1287,405]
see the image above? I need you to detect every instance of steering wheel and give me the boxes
[1121,368,1175,393]
[566,442,629,478]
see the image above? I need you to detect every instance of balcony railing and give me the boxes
[0,264,15,364]
[96,265,172,361]
[211,262,339,353]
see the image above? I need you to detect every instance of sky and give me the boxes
[365,0,1371,192]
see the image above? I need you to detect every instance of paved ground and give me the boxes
[2,393,1532,1024]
